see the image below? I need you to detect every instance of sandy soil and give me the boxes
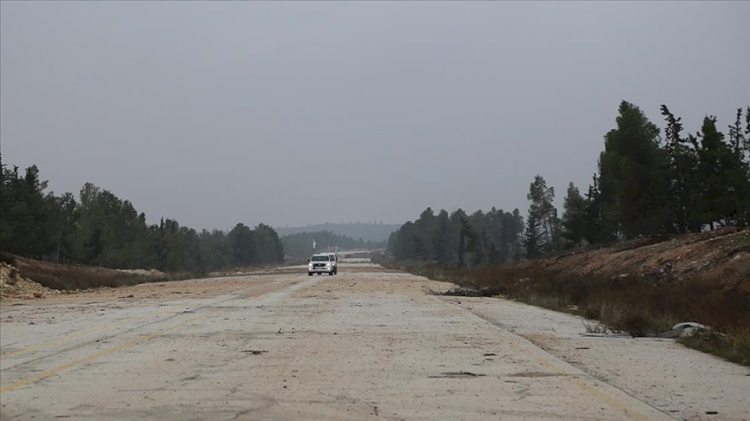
[1,265,747,420]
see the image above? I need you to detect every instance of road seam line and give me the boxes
[438,297,662,421]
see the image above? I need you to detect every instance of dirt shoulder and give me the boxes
[523,227,750,291]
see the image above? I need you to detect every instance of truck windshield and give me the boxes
[311,256,329,262]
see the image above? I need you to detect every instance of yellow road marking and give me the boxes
[0,281,280,360]
[0,306,229,394]
[0,278,303,394]
[0,307,177,360]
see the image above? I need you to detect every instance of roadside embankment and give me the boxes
[381,228,750,365]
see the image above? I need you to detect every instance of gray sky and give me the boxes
[2,2,749,231]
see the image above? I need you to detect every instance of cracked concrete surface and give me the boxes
[1,265,747,420]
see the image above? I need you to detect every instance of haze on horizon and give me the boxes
[2,1,748,231]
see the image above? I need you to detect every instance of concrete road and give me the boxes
[1,266,747,420]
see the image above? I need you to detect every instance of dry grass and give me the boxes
[3,254,169,291]
[18,264,167,291]
[678,329,750,366]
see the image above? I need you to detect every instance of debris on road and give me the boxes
[438,286,504,297]
[657,322,710,338]
[429,371,486,378]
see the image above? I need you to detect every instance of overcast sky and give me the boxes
[2,2,749,230]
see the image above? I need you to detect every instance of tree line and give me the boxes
[275,222,400,243]
[387,207,524,265]
[0,162,284,273]
[389,101,750,264]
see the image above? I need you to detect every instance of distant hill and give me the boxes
[274,223,400,243]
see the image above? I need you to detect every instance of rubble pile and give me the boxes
[0,261,56,300]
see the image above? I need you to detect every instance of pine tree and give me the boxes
[457,229,466,267]
[432,210,452,264]
[525,175,560,253]
[598,101,670,238]
[229,223,254,267]
[694,117,737,229]
[523,211,542,259]
[726,108,750,226]
[661,105,700,232]
[412,208,436,260]
[3,166,54,258]
[581,174,614,245]
[561,182,588,248]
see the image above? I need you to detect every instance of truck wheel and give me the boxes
[328,271,333,276]
[308,272,312,276]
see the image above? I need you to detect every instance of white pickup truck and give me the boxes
[307,252,338,276]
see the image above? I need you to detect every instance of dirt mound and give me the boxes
[0,262,57,300]
[523,227,750,291]
[3,255,171,291]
